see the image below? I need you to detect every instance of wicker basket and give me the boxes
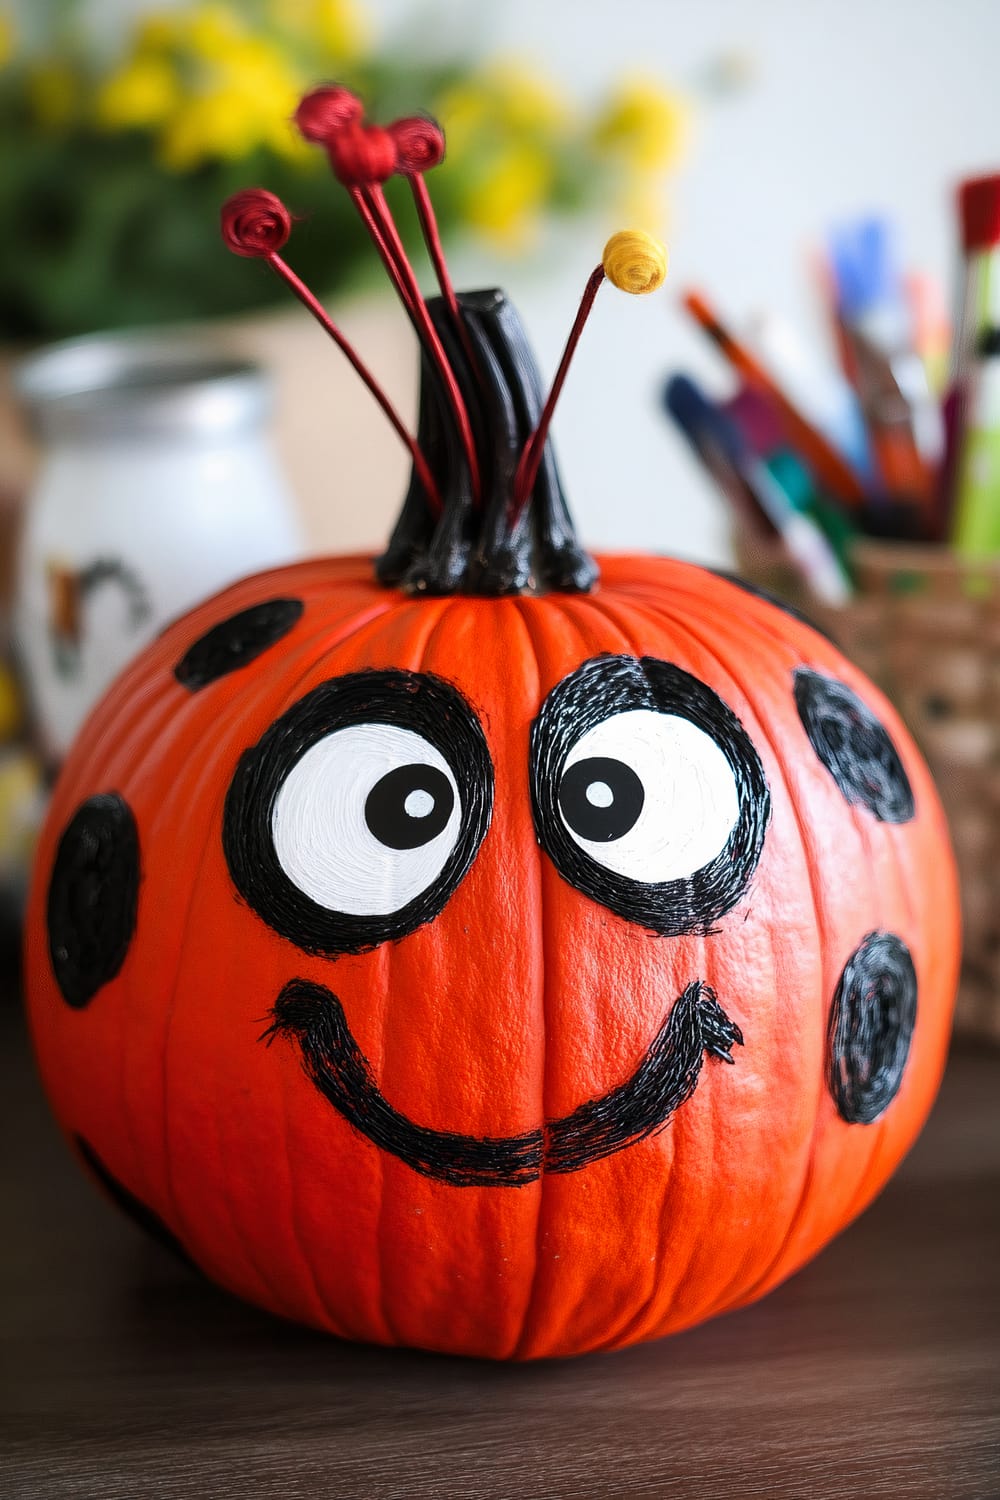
[735,535,1000,1042]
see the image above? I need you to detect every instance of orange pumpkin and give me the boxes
[24,89,960,1360]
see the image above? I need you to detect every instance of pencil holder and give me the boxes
[735,532,1000,1042]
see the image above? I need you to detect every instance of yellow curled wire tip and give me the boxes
[602,229,668,294]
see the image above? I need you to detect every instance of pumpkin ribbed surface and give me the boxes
[24,554,959,1359]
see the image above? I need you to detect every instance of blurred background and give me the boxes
[0,0,997,1023]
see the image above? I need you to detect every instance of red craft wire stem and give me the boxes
[266,251,442,515]
[512,265,607,520]
[362,184,482,503]
[356,183,482,505]
[348,185,419,318]
[409,176,461,324]
[407,175,479,369]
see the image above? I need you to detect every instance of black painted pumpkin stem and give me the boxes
[220,85,668,596]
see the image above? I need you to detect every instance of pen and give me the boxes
[665,375,778,541]
[723,389,858,572]
[951,327,1000,556]
[945,175,1000,551]
[826,217,939,524]
[744,311,877,487]
[665,375,853,605]
[682,289,867,508]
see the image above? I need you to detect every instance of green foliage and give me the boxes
[0,4,688,340]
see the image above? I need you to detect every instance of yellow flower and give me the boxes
[26,62,78,128]
[158,88,251,170]
[217,35,300,90]
[0,11,14,68]
[94,55,179,131]
[135,12,184,50]
[435,79,490,159]
[593,75,689,173]
[439,60,573,160]
[0,662,21,742]
[0,747,43,872]
[314,0,369,59]
[183,3,248,61]
[135,4,248,58]
[157,38,303,170]
[271,0,369,60]
[481,59,574,135]
[463,142,553,251]
[616,179,669,241]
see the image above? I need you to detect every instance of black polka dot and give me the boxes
[710,571,839,646]
[794,668,915,823]
[828,931,917,1124]
[75,1136,192,1265]
[174,598,303,691]
[47,793,140,1009]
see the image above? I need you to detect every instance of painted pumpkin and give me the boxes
[24,90,960,1361]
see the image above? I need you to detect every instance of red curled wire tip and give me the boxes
[389,115,446,175]
[328,125,398,186]
[220,189,292,259]
[224,87,478,514]
[389,113,474,368]
[219,183,442,515]
[294,85,363,144]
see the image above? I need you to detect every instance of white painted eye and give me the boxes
[558,709,740,883]
[271,724,462,917]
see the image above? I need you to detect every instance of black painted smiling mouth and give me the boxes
[264,979,743,1188]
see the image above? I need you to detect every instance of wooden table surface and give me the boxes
[2,987,998,1500]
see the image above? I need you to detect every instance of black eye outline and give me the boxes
[223,669,494,956]
[530,655,770,935]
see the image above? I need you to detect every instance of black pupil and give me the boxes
[365,763,454,850]
[558,756,645,843]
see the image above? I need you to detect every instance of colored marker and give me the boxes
[725,389,858,573]
[744,311,877,487]
[952,327,1000,556]
[665,375,852,605]
[826,217,939,517]
[665,375,778,541]
[682,289,867,508]
[944,174,1000,547]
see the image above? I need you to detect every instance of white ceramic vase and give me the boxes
[13,332,306,762]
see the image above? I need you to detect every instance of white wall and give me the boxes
[369,0,999,564]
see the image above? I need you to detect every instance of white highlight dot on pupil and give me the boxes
[404,788,435,819]
[586,781,614,809]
